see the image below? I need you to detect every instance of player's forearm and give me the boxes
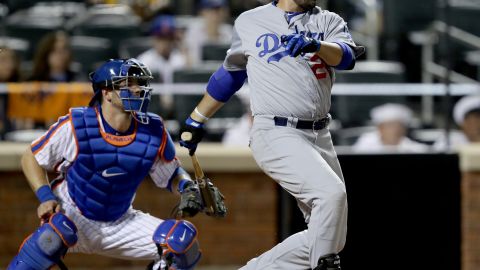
[315,42,343,66]
[21,148,49,193]
[189,92,225,123]
[171,168,193,196]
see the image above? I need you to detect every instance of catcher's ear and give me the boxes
[102,89,112,102]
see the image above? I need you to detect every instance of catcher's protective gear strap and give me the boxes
[206,66,247,102]
[153,219,202,270]
[333,42,355,70]
[35,185,57,203]
[7,213,78,270]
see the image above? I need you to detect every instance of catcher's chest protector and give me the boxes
[67,107,163,221]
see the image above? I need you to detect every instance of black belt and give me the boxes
[273,115,330,130]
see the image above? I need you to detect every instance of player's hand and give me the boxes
[179,117,205,155]
[37,200,61,222]
[178,181,203,217]
[281,34,321,57]
[205,181,227,218]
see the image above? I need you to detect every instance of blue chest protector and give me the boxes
[67,107,164,221]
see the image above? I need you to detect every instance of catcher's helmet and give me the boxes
[89,58,154,124]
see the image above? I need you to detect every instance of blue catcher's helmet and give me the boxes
[89,58,154,124]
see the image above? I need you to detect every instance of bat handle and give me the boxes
[190,153,205,179]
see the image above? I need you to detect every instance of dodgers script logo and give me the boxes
[256,32,324,63]
[256,33,288,63]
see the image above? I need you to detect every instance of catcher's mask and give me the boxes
[89,58,154,124]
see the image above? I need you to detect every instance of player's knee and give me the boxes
[153,219,201,270]
[7,213,78,270]
[321,184,347,208]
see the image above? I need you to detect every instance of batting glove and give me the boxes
[179,117,205,155]
[281,34,321,57]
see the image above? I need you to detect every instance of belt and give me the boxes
[273,115,331,130]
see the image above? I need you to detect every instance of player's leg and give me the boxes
[313,128,345,182]
[310,129,347,269]
[52,180,99,255]
[152,219,202,270]
[239,229,310,270]
[51,179,161,260]
[247,121,346,269]
[55,180,200,269]
[90,209,162,260]
[83,209,201,270]
[7,213,78,270]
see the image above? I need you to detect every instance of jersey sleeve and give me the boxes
[323,11,356,47]
[223,22,248,71]
[149,157,181,189]
[31,114,76,171]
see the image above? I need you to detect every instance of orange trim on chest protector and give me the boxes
[95,107,137,147]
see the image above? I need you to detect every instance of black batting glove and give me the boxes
[178,181,203,217]
[179,117,205,155]
[281,34,321,57]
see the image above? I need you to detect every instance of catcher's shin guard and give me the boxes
[314,254,341,270]
[7,213,77,270]
[153,219,201,270]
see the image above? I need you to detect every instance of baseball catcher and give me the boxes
[7,58,225,270]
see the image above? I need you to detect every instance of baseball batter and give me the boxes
[7,59,209,270]
[180,1,364,269]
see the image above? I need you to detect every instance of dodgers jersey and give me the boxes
[224,3,357,119]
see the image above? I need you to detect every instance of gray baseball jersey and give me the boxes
[221,3,356,269]
[224,3,357,119]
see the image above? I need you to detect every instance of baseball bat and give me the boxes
[181,131,219,215]
[189,152,218,215]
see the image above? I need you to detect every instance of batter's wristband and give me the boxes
[186,117,204,128]
[194,107,210,121]
[36,185,57,203]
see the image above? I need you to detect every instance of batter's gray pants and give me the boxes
[240,115,347,270]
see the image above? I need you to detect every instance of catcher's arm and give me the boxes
[21,148,61,221]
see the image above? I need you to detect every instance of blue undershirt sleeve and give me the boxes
[206,66,248,102]
[333,42,356,70]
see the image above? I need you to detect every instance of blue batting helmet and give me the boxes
[89,58,154,124]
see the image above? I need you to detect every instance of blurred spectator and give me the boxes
[0,46,21,138]
[86,0,169,21]
[138,15,187,84]
[434,95,480,151]
[328,0,382,30]
[29,31,77,82]
[222,113,253,146]
[183,0,233,66]
[230,0,263,17]
[0,46,21,82]
[353,103,429,153]
[222,84,252,146]
[138,15,187,118]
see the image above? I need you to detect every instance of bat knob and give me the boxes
[181,132,193,141]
